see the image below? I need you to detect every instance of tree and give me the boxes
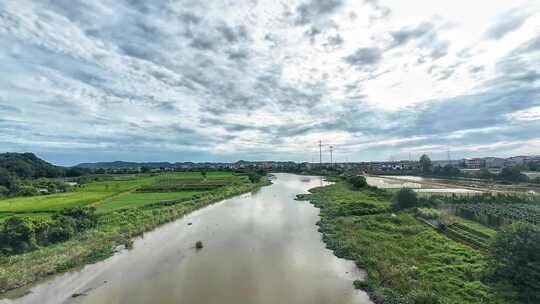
[419,154,433,174]
[200,170,207,180]
[489,223,540,302]
[1,217,37,254]
[499,166,529,182]
[348,175,367,189]
[0,185,8,197]
[393,188,419,210]
[248,172,262,183]
[0,167,19,191]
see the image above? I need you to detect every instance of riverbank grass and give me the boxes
[300,181,513,304]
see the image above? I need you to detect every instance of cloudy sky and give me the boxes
[1,0,539,165]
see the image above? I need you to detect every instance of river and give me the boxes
[2,173,372,304]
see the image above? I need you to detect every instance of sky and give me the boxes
[0,0,539,166]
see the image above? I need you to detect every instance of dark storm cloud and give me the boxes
[294,0,344,25]
[486,9,529,40]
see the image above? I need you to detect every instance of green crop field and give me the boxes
[0,171,242,217]
[95,191,203,213]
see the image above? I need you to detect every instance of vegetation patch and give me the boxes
[299,179,532,303]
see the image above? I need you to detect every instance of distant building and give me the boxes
[464,158,485,169]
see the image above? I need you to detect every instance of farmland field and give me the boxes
[0,171,247,217]
[95,191,203,213]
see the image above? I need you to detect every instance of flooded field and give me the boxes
[1,174,371,304]
[414,188,481,194]
[367,175,482,194]
[365,176,421,189]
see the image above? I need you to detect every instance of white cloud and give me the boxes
[0,0,539,164]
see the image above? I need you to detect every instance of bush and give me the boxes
[347,176,367,189]
[393,188,419,210]
[0,207,98,255]
[48,216,76,243]
[0,217,37,254]
[17,185,39,197]
[195,241,203,249]
[0,185,8,197]
[55,207,98,231]
[489,222,540,302]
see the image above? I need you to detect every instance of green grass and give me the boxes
[299,181,515,304]
[0,172,243,215]
[454,217,497,238]
[95,191,203,213]
[0,192,114,213]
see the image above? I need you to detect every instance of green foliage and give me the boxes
[302,182,510,303]
[499,166,529,182]
[248,171,265,183]
[419,154,433,174]
[347,175,367,189]
[432,164,461,177]
[416,208,442,220]
[0,207,98,254]
[489,223,540,302]
[0,185,9,197]
[393,188,419,210]
[424,193,540,226]
[17,185,39,197]
[0,217,37,254]
[0,153,65,179]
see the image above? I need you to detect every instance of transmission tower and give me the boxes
[318,140,322,169]
[329,145,334,168]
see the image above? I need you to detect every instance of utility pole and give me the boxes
[319,140,322,169]
[330,145,334,168]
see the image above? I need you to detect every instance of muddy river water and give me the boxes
[2,173,372,304]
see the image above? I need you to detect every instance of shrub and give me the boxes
[55,207,98,231]
[489,222,540,302]
[347,176,367,189]
[48,218,76,243]
[195,241,203,249]
[393,188,419,210]
[0,217,37,254]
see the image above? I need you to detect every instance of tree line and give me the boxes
[418,154,536,183]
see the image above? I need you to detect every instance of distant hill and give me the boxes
[0,153,65,179]
[76,161,176,169]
